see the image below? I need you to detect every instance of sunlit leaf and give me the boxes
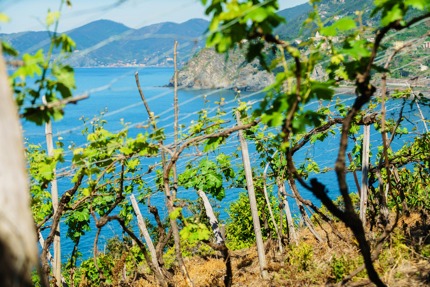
[46,11,61,27]
[0,13,10,23]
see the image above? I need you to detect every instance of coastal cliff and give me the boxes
[168,48,274,92]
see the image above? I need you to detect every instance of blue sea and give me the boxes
[23,67,429,261]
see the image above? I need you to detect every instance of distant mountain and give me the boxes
[0,18,209,67]
[70,18,209,67]
[0,31,50,54]
[68,20,131,50]
[0,0,379,72]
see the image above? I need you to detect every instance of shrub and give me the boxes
[225,187,280,250]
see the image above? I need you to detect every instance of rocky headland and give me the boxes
[168,48,274,92]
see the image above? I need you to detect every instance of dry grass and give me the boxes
[128,212,430,287]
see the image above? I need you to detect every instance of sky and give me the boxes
[0,0,309,33]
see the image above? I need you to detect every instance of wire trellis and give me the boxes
[5,0,429,261]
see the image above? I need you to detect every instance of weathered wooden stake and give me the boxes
[197,190,232,287]
[360,125,370,227]
[263,157,283,252]
[130,194,165,284]
[197,190,224,244]
[236,110,268,279]
[39,232,67,285]
[173,41,179,198]
[135,49,193,287]
[277,180,298,245]
[43,114,62,286]
[416,100,429,133]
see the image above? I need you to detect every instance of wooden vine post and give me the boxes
[262,155,284,252]
[173,40,179,198]
[43,102,62,286]
[135,41,193,286]
[235,110,268,279]
[277,180,298,245]
[130,194,166,286]
[197,190,232,287]
[360,125,370,227]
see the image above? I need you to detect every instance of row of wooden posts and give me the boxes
[38,40,430,286]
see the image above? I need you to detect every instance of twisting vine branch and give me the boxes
[41,173,85,283]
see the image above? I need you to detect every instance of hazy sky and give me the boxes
[0,0,309,33]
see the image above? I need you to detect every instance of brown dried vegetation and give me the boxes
[108,212,430,287]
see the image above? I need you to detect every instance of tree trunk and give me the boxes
[38,232,66,285]
[0,46,37,286]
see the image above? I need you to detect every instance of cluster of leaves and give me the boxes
[179,154,235,200]
[8,10,76,125]
[382,132,430,211]
[27,143,62,223]
[69,120,161,237]
[226,182,281,250]
[64,236,146,286]
[26,112,168,286]
[201,0,286,68]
